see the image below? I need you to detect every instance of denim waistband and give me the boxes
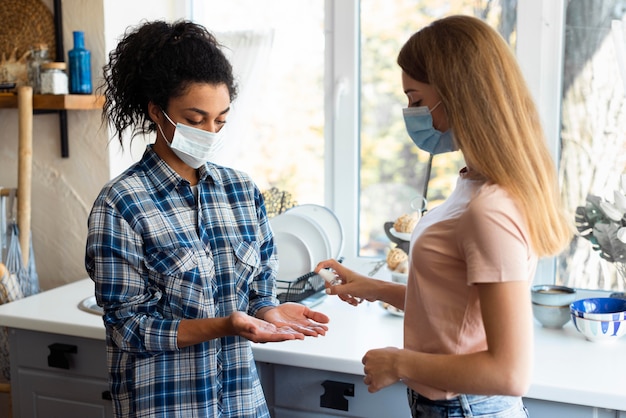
[407,388,527,418]
[408,389,480,405]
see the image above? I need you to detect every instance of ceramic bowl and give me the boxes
[609,292,626,300]
[570,297,626,321]
[530,284,577,306]
[390,270,408,284]
[532,302,571,328]
[570,314,626,342]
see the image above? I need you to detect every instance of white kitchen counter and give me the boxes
[0,278,105,340]
[0,278,624,411]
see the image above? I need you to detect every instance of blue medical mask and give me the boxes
[157,110,225,168]
[402,102,457,155]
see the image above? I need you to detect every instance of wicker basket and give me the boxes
[0,0,56,60]
[0,0,56,86]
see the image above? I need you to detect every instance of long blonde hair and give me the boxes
[397,15,572,256]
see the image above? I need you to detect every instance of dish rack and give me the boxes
[276,271,325,304]
[276,257,343,304]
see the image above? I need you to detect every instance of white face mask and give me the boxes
[158,110,225,168]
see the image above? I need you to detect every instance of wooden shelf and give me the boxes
[0,93,103,110]
[0,92,104,157]
[0,188,16,197]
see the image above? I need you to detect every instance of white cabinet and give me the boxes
[266,363,411,418]
[263,363,626,418]
[7,328,112,418]
[524,398,622,418]
[5,327,625,418]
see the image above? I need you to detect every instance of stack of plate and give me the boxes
[269,204,344,283]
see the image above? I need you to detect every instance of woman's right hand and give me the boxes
[314,259,380,306]
[178,312,305,348]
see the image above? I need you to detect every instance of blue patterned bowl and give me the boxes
[570,314,626,342]
[570,298,626,321]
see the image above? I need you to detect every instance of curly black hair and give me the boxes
[100,20,238,146]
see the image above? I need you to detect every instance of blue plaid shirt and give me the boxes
[85,146,278,417]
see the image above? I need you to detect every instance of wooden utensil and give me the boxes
[17,86,32,265]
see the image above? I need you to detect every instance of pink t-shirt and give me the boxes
[403,170,537,400]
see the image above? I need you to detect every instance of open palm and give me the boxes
[263,302,330,337]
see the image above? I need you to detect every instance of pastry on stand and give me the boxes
[384,211,418,254]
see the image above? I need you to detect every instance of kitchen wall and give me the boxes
[0,0,184,290]
[0,2,187,412]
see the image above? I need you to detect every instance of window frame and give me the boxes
[516,0,566,283]
[325,0,361,266]
[329,0,567,283]
[185,0,568,279]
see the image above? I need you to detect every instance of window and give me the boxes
[190,1,625,292]
[556,1,626,292]
[358,0,515,257]
[191,0,326,206]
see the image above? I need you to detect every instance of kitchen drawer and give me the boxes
[274,406,347,418]
[273,364,411,417]
[15,367,112,418]
[523,398,620,418]
[8,328,107,378]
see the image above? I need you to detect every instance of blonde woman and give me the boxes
[316,15,571,417]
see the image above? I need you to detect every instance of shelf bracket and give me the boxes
[53,0,69,158]
[33,108,70,157]
[59,109,68,157]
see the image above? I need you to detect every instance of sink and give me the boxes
[78,292,326,314]
[78,295,103,315]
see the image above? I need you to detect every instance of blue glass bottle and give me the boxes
[68,31,92,94]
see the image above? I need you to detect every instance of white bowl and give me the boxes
[390,270,408,284]
[532,302,571,328]
[570,314,626,343]
[530,284,577,306]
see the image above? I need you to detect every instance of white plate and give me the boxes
[389,227,412,241]
[287,212,332,262]
[271,230,314,282]
[379,301,404,317]
[78,296,103,315]
[287,204,344,258]
[270,212,331,280]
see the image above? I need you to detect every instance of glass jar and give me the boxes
[40,62,69,95]
[27,43,50,94]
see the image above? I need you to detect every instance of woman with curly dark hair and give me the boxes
[85,20,329,418]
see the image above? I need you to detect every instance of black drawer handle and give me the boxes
[47,343,77,369]
[102,390,112,401]
[320,379,354,411]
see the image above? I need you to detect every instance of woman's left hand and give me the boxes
[262,302,330,337]
[362,347,402,393]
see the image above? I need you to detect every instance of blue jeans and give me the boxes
[407,389,529,418]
